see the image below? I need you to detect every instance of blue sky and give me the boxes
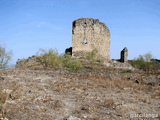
[0,0,160,64]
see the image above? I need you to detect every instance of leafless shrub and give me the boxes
[0,45,12,69]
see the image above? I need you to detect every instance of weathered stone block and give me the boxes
[65,47,72,55]
[120,47,128,62]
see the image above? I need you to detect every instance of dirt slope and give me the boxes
[0,68,159,120]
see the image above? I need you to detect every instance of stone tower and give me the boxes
[72,18,110,59]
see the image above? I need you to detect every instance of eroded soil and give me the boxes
[0,68,159,120]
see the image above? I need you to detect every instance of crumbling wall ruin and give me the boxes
[72,18,110,59]
[120,47,128,62]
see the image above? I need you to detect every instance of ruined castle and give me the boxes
[67,18,111,60]
[16,18,131,69]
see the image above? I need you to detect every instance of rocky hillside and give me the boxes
[0,64,159,119]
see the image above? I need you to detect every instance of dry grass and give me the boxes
[0,68,159,119]
[0,89,11,118]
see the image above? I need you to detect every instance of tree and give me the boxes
[0,46,12,69]
[131,52,154,72]
[143,52,153,62]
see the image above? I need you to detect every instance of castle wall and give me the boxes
[72,18,110,59]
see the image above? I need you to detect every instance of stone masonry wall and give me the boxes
[72,18,110,59]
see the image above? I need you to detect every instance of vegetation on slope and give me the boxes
[36,48,82,71]
[130,52,160,73]
[0,45,12,69]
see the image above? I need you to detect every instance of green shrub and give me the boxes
[60,54,72,64]
[36,49,61,69]
[131,52,159,72]
[64,59,82,71]
[37,49,83,71]
[86,49,101,71]
[121,70,132,73]
[61,54,82,71]
[86,49,99,62]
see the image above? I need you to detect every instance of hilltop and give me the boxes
[0,55,159,119]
